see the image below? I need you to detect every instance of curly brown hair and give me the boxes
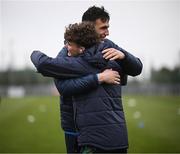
[64,22,101,48]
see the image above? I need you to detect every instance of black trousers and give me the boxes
[65,133,127,154]
[80,145,128,153]
[65,133,79,153]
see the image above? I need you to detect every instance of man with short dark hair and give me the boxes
[82,6,110,40]
[57,7,137,152]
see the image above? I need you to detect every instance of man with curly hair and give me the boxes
[64,22,101,56]
[31,6,142,153]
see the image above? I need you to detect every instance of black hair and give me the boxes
[82,6,110,22]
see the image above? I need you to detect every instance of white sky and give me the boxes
[0,0,180,79]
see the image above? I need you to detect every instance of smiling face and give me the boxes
[66,20,109,56]
[94,19,109,40]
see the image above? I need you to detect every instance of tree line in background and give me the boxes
[150,66,180,84]
[0,68,52,86]
[0,65,180,86]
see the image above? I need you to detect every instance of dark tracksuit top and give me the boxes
[54,49,100,134]
[54,52,99,153]
[31,39,143,150]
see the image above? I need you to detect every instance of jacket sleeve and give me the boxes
[108,40,143,76]
[80,41,141,85]
[54,48,99,96]
[54,74,99,96]
[30,50,99,78]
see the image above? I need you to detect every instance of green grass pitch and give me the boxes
[0,95,180,153]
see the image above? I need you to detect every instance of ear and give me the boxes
[80,47,85,53]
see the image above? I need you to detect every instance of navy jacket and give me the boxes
[54,49,100,133]
[31,39,142,150]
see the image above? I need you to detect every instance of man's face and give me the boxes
[94,19,109,40]
[66,42,84,56]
